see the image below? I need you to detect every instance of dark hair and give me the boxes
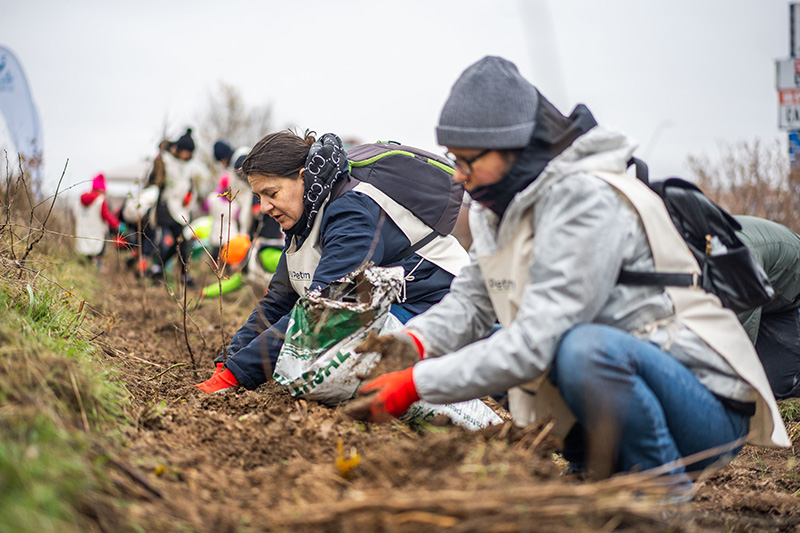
[242,129,316,179]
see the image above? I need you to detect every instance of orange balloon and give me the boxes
[221,235,251,265]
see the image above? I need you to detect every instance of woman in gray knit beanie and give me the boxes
[354,55,787,498]
[437,55,597,215]
[436,55,539,150]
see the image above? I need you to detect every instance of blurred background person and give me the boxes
[74,173,119,270]
[148,128,201,284]
[116,184,159,276]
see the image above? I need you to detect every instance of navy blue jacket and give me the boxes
[219,189,456,389]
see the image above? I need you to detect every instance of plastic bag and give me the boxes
[401,400,502,431]
[274,265,406,404]
[273,264,502,430]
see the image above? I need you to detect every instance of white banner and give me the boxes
[0,46,42,169]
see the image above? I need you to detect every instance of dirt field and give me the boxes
[91,256,800,532]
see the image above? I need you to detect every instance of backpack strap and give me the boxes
[617,173,707,289]
[329,174,359,201]
[617,270,700,289]
[627,157,649,185]
[383,229,440,265]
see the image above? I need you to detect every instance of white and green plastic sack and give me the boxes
[273,264,502,430]
[274,265,404,404]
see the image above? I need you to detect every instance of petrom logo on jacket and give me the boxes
[487,278,516,293]
[289,270,312,282]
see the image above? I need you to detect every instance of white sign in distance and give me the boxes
[776,62,800,129]
[776,58,800,89]
[780,103,800,130]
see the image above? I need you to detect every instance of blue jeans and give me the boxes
[389,304,414,325]
[550,324,750,477]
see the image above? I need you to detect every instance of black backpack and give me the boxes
[344,141,463,263]
[617,158,774,313]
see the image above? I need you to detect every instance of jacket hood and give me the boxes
[468,93,597,217]
[472,125,638,249]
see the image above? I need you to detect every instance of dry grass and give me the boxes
[687,138,800,232]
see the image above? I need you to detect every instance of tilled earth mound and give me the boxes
[91,259,800,532]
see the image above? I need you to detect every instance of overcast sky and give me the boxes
[1,0,794,197]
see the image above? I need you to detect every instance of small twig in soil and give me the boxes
[88,330,107,342]
[217,205,229,356]
[183,192,234,358]
[175,245,197,369]
[137,213,146,312]
[126,354,164,367]
[143,362,188,382]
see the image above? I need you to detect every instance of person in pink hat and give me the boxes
[74,173,120,269]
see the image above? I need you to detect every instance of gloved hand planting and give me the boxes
[344,367,419,422]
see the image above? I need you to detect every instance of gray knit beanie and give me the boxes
[436,56,539,149]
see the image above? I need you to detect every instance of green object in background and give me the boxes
[201,272,244,297]
[259,247,282,273]
[191,215,213,241]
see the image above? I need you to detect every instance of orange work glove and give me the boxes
[195,365,239,394]
[359,367,420,422]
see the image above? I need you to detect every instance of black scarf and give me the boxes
[469,93,598,217]
[285,133,349,237]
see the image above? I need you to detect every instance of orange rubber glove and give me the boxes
[359,367,420,422]
[195,365,239,394]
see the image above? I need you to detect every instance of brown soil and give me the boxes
[91,256,800,532]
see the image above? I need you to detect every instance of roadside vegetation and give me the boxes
[688,138,800,232]
[0,157,131,532]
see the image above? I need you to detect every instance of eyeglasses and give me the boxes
[445,149,491,176]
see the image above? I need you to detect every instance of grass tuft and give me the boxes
[0,251,129,532]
